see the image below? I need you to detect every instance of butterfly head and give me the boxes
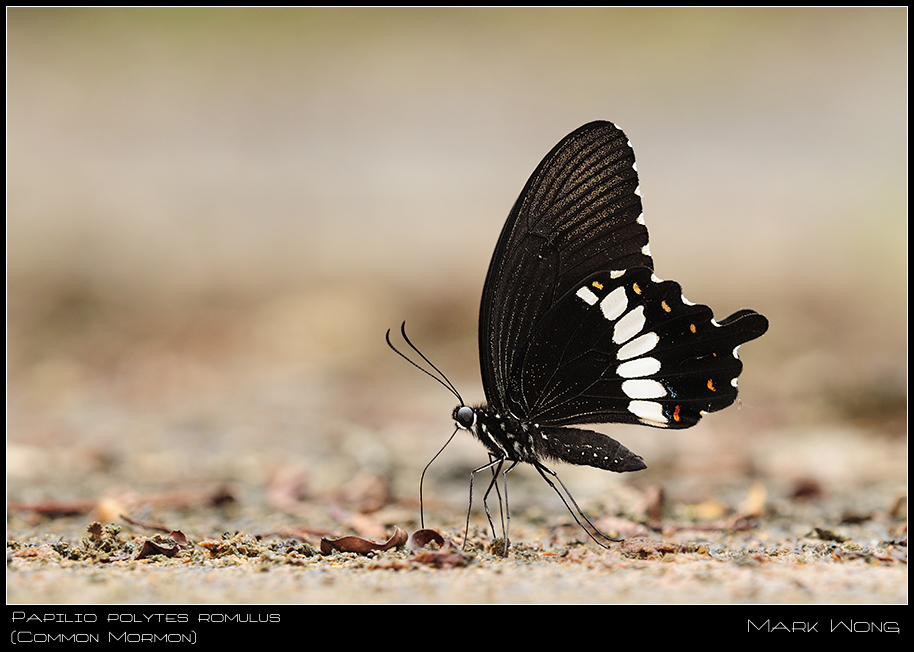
[453,405,476,430]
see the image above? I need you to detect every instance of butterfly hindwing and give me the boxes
[518,268,768,430]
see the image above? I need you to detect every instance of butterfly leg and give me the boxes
[481,453,514,541]
[499,460,519,556]
[533,461,622,548]
[464,457,503,551]
[479,458,519,556]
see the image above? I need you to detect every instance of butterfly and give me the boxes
[388,121,768,553]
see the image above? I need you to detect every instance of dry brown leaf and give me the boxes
[407,529,469,568]
[134,530,189,560]
[409,528,445,550]
[320,526,408,555]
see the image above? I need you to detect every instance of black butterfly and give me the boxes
[389,120,768,553]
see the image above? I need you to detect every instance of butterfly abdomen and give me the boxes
[464,406,646,472]
[537,426,647,472]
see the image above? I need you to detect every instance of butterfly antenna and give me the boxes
[386,322,464,405]
[533,462,621,548]
[418,426,459,529]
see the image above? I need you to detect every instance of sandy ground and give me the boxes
[7,374,907,606]
[7,493,909,605]
[7,9,906,612]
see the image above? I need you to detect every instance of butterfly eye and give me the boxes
[454,406,475,429]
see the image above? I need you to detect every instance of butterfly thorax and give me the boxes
[453,405,543,464]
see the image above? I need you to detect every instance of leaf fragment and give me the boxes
[320,527,408,555]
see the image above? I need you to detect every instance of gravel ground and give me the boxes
[7,417,907,606]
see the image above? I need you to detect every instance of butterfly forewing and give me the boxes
[480,122,652,416]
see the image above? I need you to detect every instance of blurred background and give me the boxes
[7,8,906,534]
